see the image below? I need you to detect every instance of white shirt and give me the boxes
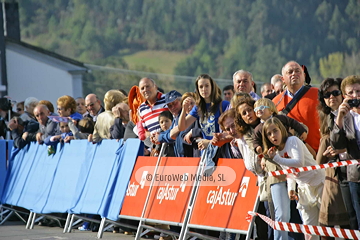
[273,136,324,190]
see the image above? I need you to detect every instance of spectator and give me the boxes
[0,97,20,139]
[110,102,130,140]
[223,85,235,101]
[330,75,360,230]
[34,104,60,144]
[272,61,320,152]
[234,97,291,240]
[274,79,285,96]
[260,82,274,98]
[271,74,283,87]
[16,101,24,115]
[21,97,39,121]
[84,94,104,122]
[44,121,73,145]
[316,77,352,233]
[264,117,325,240]
[8,116,39,149]
[76,97,87,117]
[38,100,57,116]
[232,70,260,100]
[57,95,83,124]
[138,78,168,135]
[68,117,94,140]
[91,90,126,142]
[178,74,229,151]
[252,98,307,155]
[151,110,175,157]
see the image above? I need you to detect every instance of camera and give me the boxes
[348,99,360,108]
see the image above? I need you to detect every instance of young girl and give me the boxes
[152,111,175,157]
[253,98,307,155]
[44,121,73,146]
[263,117,324,240]
[178,74,229,151]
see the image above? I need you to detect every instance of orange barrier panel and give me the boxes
[189,158,258,232]
[144,157,200,223]
[120,156,158,218]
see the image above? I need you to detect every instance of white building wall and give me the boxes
[5,44,85,108]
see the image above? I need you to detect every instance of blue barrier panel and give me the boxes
[99,138,143,220]
[41,140,95,213]
[1,139,141,218]
[69,139,124,215]
[0,140,7,200]
[1,143,41,207]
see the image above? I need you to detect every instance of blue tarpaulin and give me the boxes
[0,139,142,221]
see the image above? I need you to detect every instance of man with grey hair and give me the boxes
[21,97,39,121]
[232,70,260,100]
[34,104,60,144]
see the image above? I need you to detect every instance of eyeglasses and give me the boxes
[254,105,270,112]
[323,90,341,99]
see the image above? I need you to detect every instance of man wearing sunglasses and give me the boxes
[84,93,104,122]
[272,61,320,152]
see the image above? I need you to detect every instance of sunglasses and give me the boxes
[254,105,270,112]
[16,108,23,112]
[323,90,341,99]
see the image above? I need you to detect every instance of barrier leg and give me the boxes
[178,149,207,240]
[0,210,14,225]
[134,143,167,240]
[96,217,106,239]
[25,212,34,229]
[67,214,76,233]
[63,213,71,233]
[29,213,36,229]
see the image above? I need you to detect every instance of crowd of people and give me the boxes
[0,60,359,240]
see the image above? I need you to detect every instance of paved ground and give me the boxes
[0,221,136,240]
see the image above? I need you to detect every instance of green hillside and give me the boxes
[122,50,189,74]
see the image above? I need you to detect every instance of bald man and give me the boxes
[34,104,61,144]
[84,93,104,122]
[272,61,320,152]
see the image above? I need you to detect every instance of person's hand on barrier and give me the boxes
[183,130,192,144]
[88,134,93,142]
[22,132,28,140]
[36,132,43,144]
[144,147,150,156]
[64,135,74,143]
[288,190,299,201]
[150,132,160,145]
[197,139,210,150]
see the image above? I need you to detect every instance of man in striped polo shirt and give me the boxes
[138,78,168,136]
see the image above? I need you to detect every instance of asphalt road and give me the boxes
[0,221,136,240]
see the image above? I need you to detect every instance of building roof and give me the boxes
[6,37,87,69]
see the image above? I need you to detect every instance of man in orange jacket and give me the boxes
[272,61,320,152]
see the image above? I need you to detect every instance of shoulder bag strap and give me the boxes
[281,86,311,115]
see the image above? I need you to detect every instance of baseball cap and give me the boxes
[164,90,182,107]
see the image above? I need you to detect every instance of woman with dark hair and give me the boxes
[178,74,229,150]
[317,78,354,236]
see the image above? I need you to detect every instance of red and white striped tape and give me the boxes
[268,160,359,177]
[248,211,360,239]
